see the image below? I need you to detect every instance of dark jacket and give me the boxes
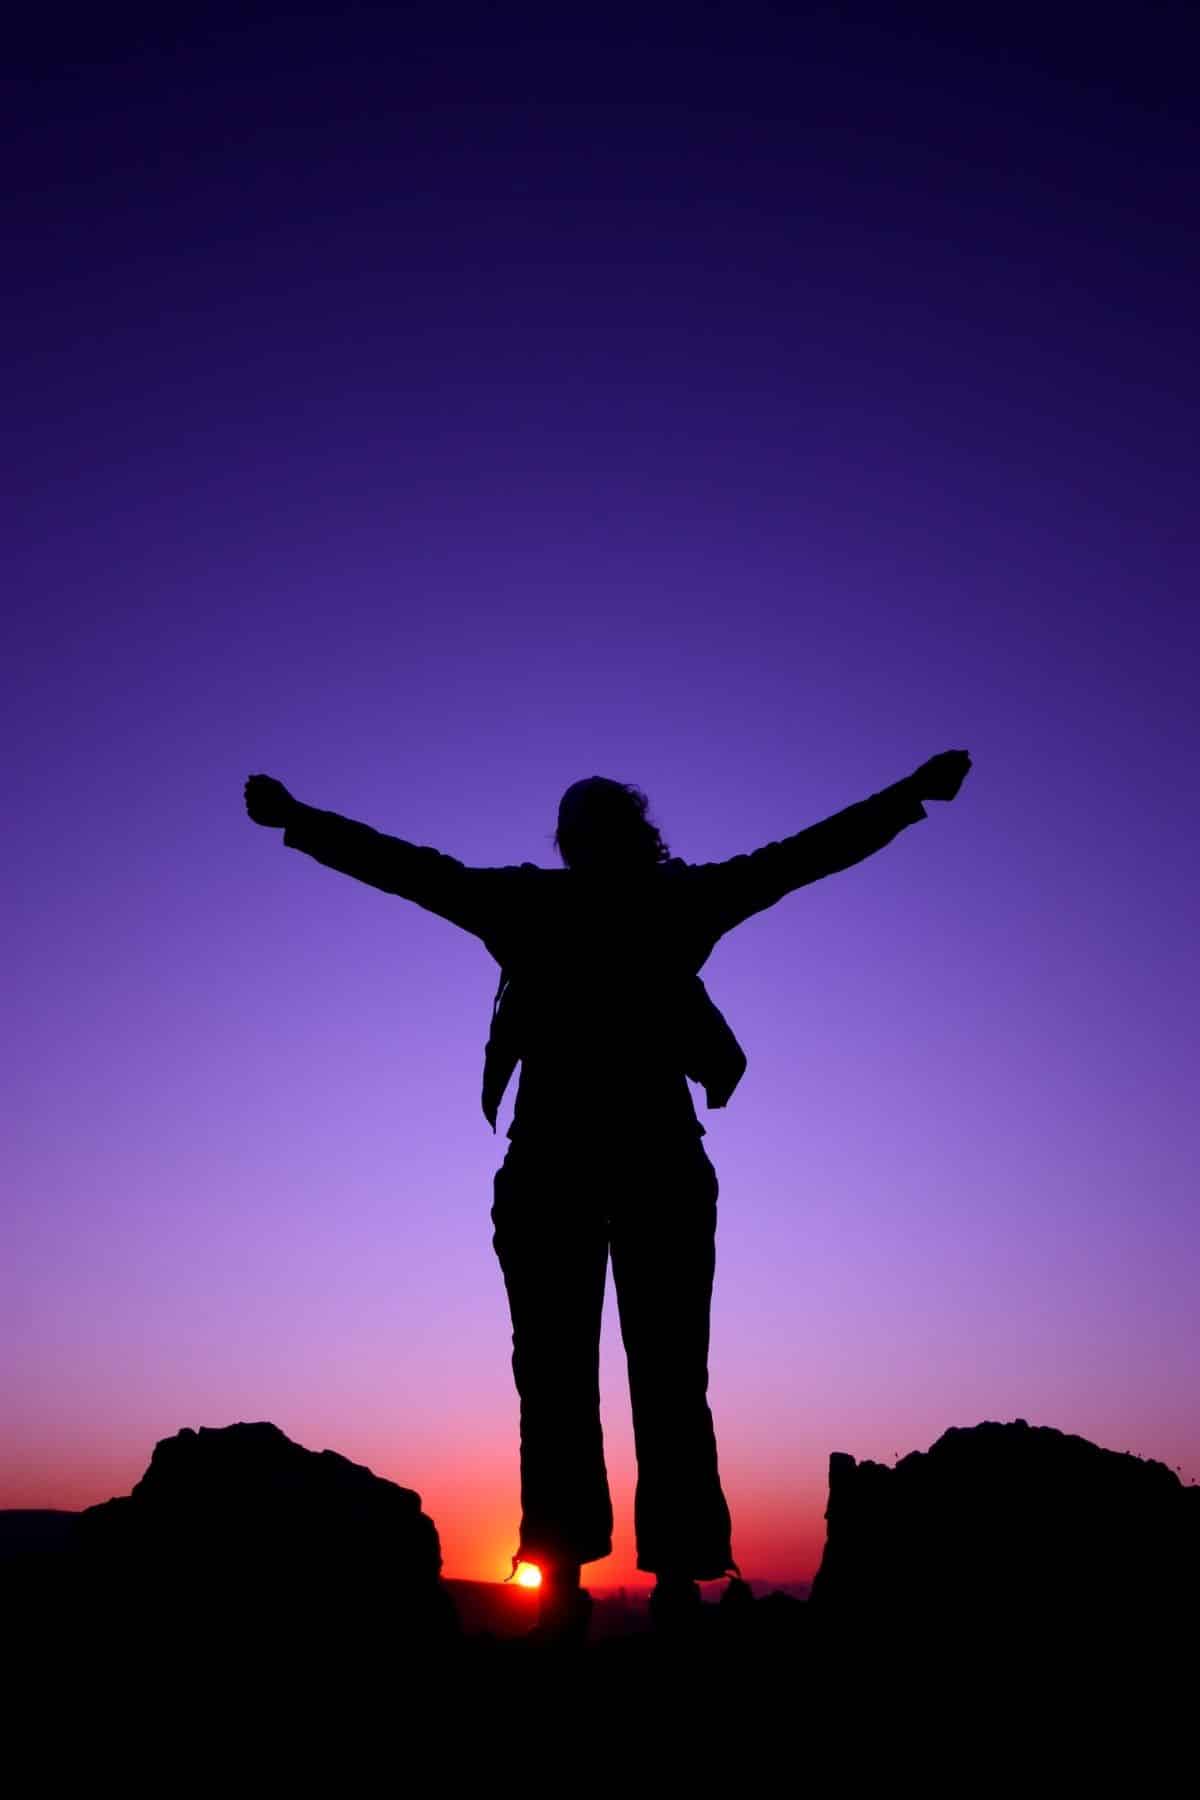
[281,775,928,1134]
[481,965,748,1132]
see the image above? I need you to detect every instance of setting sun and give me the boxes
[514,1562,542,1589]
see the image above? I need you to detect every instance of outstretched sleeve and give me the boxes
[691,776,929,940]
[281,802,501,939]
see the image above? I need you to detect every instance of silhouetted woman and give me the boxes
[244,749,971,1638]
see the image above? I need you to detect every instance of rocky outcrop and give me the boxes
[810,1419,1199,1627]
[68,1420,454,1646]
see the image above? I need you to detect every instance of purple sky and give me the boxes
[6,3,1198,1584]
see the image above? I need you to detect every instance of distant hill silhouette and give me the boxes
[811,1418,1199,1627]
[0,1508,77,1558]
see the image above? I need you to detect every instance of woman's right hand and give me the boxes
[912,750,972,802]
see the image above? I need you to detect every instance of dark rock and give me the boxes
[66,1421,455,1652]
[810,1419,1199,1634]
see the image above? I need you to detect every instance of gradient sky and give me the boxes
[6,2,1198,1586]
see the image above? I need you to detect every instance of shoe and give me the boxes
[648,1576,704,1636]
[718,1575,756,1632]
[524,1574,593,1647]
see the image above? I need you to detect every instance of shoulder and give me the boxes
[658,854,704,883]
[471,860,560,881]
[511,861,565,882]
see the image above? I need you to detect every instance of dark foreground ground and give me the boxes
[5,1529,1189,1688]
[4,1550,1190,1782]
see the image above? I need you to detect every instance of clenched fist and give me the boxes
[912,750,972,802]
[244,773,297,828]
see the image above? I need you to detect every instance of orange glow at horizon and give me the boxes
[514,1562,542,1588]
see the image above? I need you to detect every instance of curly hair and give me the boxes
[552,777,671,869]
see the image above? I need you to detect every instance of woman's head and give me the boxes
[553,776,670,871]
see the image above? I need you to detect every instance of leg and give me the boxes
[491,1140,613,1571]
[609,1136,735,1581]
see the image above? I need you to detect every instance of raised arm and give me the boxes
[243,773,502,939]
[690,750,971,941]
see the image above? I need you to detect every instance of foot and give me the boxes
[648,1573,704,1636]
[526,1561,593,1646]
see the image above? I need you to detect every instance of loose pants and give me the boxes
[490,1129,734,1579]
